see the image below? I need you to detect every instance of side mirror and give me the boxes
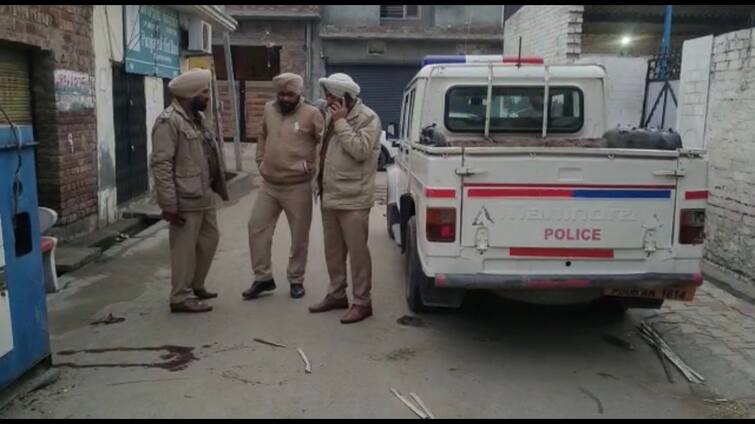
[386,122,397,139]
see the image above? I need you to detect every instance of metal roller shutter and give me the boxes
[325,64,420,130]
[0,47,32,126]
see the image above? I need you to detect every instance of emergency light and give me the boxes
[422,55,544,67]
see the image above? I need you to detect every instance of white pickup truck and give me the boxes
[385,55,708,313]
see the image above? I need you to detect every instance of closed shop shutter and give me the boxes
[325,64,420,130]
[0,47,32,126]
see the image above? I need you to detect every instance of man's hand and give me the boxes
[161,210,186,227]
[329,98,348,122]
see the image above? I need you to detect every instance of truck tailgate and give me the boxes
[460,150,679,257]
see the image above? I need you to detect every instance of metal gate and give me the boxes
[325,64,420,130]
[640,51,681,129]
[113,66,148,205]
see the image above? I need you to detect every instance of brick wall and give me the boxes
[0,5,98,226]
[216,81,276,142]
[244,82,276,141]
[576,55,648,128]
[216,19,311,142]
[503,6,583,64]
[703,27,755,288]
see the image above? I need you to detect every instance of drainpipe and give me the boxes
[500,5,505,55]
[542,65,550,138]
[484,63,493,139]
[224,31,243,172]
[305,21,312,99]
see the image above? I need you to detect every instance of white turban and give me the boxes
[168,68,212,99]
[319,73,360,98]
[272,73,304,94]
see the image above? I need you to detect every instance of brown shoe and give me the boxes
[309,295,349,313]
[193,288,218,299]
[340,304,372,324]
[170,299,213,313]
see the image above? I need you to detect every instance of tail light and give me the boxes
[427,207,456,242]
[679,209,705,244]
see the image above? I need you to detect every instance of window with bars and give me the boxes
[380,5,419,19]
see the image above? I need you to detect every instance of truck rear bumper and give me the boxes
[435,272,704,290]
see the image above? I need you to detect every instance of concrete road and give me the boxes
[0,173,720,418]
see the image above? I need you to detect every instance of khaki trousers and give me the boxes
[248,181,313,285]
[169,210,219,304]
[321,208,372,306]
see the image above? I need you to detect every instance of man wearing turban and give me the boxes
[308,73,381,324]
[242,73,325,301]
[150,68,229,313]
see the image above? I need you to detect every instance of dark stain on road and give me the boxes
[397,315,425,328]
[385,348,417,361]
[53,345,198,372]
[89,313,126,326]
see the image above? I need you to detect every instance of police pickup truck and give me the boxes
[385,55,707,313]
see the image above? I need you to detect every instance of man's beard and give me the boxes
[279,99,298,114]
[191,97,208,112]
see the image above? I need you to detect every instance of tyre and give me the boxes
[386,203,398,240]
[405,217,431,313]
[378,147,389,171]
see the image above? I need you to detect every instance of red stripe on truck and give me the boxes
[510,247,615,259]
[468,188,573,198]
[464,183,676,189]
[685,190,708,200]
[425,188,456,199]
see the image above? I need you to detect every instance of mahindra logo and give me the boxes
[498,206,638,222]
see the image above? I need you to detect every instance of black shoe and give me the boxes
[242,280,276,300]
[290,284,306,299]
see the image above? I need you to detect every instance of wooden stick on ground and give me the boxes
[637,323,705,384]
[390,388,428,419]
[410,392,435,419]
[297,347,312,374]
[253,338,287,348]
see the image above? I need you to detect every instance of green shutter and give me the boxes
[0,47,32,125]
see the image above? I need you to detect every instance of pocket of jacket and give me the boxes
[175,166,203,198]
[333,171,363,197]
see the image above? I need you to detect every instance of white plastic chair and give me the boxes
[38,207,59,293]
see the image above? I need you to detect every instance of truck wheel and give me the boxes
[378,147,389,171]
[386,203,398,240]
[405,217,430,313]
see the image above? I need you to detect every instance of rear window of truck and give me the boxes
[444,86,584,133]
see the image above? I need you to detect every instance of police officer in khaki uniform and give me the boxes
[150,68,229,313]
[308,73,381,324]
[242,73,324,300]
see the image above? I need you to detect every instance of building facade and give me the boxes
[0,5,236,239]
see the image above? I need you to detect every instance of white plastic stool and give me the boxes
[41,236,59,293]
[38,207,59,293]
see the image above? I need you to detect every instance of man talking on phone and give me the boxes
[309,73,381,324]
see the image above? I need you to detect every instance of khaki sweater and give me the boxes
[256,99,324,185]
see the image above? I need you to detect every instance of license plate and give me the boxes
[604,286,696,301]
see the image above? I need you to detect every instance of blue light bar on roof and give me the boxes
[422,55,466,66]
[422,55,545,67]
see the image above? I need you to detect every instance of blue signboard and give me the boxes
[125,5,181,79]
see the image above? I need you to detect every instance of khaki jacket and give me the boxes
[257,99,324,185]
[150,100,229,212]
[318,98,382,210]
